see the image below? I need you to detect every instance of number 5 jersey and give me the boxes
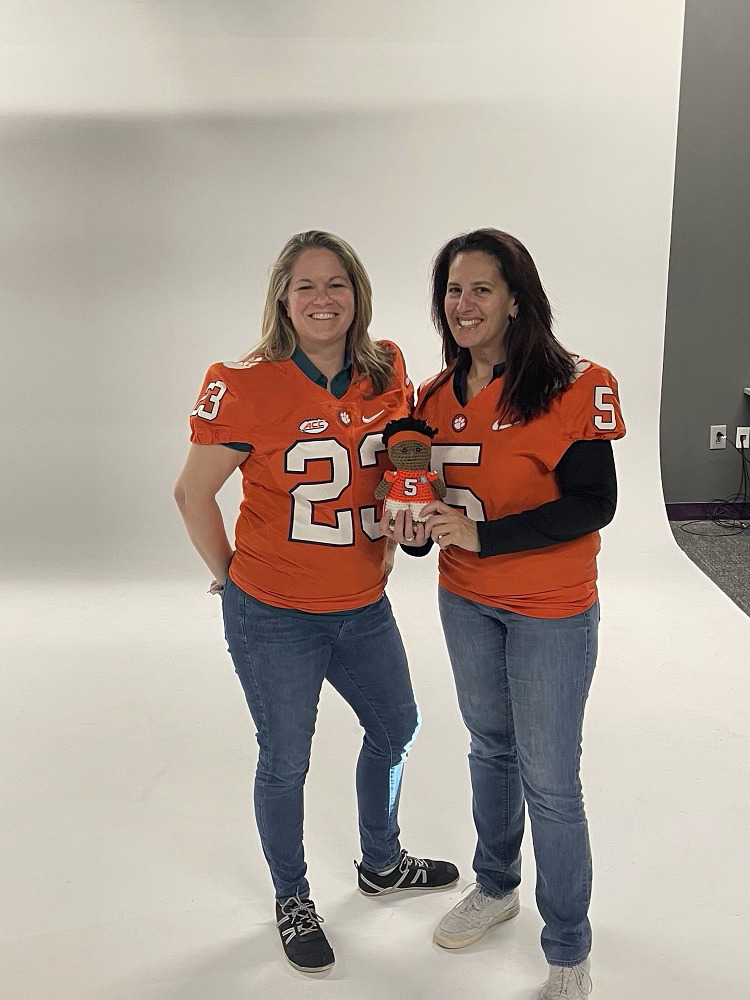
[416,359,626,618]
[188,341,412,612]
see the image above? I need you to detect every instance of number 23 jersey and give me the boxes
[189,341,412,612]
[417,359,625,618]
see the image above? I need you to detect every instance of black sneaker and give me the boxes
[275,896,335,973]
[355,849,459,896]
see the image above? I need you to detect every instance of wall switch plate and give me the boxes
[710,424,727,449]
[736,427,750,449]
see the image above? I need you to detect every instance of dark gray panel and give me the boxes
[661,0,750,503]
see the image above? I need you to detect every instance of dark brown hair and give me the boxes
[382,416,437,447]
[418,229,575,423]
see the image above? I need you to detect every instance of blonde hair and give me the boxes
[241,231,395,395]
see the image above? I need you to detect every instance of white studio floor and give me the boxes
[2,537,749,1000]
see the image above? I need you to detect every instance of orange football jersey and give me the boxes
[416,359,625,618]
[189,341,413,612]
[384,469,440,503]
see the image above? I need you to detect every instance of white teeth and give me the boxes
[310,313,336,319]
[459,319,481,327]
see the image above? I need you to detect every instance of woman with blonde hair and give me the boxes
[175,231,457,975]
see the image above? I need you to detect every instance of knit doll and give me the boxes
[375,416,447,523]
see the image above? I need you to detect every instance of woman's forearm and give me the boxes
[176,494,234,582]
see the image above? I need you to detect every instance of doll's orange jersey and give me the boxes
[189,341,413,612]
[416,359,625,618]
[384,469,440,503]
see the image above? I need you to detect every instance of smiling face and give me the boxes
[444,251,517,361]
[284,248,356,357]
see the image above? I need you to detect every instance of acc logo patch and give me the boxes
[452,414,467,432]
[299,417,329,434]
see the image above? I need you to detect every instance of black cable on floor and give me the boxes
[680,437,750,536]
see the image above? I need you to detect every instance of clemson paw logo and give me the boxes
[452,414,467,432]
[338,409,352,426]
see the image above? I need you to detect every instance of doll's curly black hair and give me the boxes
[381,416,438,447]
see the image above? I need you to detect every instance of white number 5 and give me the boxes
[593,386,617,430]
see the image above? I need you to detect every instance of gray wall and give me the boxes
[661,0,750,504]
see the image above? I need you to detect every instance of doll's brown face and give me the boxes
[388,439,431,470]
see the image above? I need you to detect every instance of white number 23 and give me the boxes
[191,380,227,421]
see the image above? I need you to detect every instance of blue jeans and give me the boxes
[438,587,599,966]
[222,578,420,901]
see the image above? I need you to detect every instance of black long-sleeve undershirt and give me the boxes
[401,438,617,558]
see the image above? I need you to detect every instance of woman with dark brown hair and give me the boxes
[384,229,625,999]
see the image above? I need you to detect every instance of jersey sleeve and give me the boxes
[537,361,625,469]
[188,363,252,446]
[377,339,415,410]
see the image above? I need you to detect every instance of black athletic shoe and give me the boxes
[275,896,335,973]
[355,849,460,896]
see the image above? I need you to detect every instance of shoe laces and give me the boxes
[457,882,493,913]
[277,896,324,937]
[544,962,592,998]
[398,851,428,873]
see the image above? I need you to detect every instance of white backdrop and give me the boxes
[1,0,685,578]
[3,3,749,999]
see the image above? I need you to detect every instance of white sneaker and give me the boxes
[538,958,592,999]
[432,884,520,949]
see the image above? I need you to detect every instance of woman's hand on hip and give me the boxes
[420,501,481,552]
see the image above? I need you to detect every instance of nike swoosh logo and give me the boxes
[492,420,517,430]
[362,410,385,424]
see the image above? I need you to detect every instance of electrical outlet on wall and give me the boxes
[736,427,750,448]
[710,424,727,449]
